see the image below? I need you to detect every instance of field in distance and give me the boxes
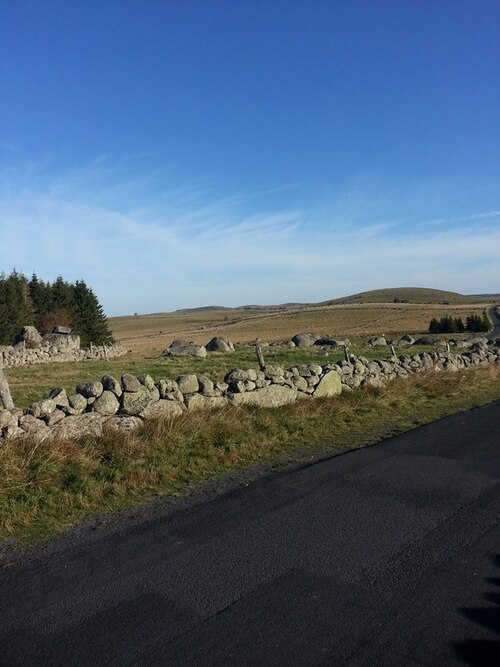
[109,287,498,355]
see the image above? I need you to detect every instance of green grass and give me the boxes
[1,365,500,547]
[5,343,434,409]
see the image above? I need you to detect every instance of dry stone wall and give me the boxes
[1,344,499,445]
[0,337,126,368]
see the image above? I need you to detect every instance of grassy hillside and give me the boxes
[322,287,494,305]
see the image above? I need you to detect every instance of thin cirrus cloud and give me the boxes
[0,161,499,315]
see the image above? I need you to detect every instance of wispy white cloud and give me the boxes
[1,160,499,314]
[419,210,500,227]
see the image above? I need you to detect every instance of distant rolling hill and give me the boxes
[120,287,499,318]
[321,287,499,306]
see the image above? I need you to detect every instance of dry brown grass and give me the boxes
[2,365,500,547]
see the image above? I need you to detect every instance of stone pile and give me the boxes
[1,345,498,445]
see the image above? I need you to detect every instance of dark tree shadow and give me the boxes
[453,554,500,666]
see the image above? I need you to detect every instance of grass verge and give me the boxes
[1,365,500,548]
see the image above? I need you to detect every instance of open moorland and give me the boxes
[5,287,498,409]
[2,287,500,545]
[110,287,496,354]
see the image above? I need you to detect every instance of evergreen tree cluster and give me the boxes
[0,270,113,347]
[428,313,490,334]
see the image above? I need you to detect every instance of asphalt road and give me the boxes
[487,305,500,341]
[1,402,500,666]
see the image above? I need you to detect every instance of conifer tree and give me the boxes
[29,273,51,325]
[71,280,113,346]
[0,270,113,345]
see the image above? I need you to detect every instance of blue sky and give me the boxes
[1,0,499,315]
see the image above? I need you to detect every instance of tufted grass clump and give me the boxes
[1,365,500,547]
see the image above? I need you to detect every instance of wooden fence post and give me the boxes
[255,341,266,371]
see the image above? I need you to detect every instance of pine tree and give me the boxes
[50,276,73,312]
[71,280,113,346]
[29,273,51,325]
[429,318,439,334]
[0,270,113,345]
[0,271,35,343]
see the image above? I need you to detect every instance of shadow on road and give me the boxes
[453,554,500,666]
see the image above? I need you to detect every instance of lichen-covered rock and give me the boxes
[53,325,72,334]
[224,369,248,384]
[120,387,152,416]
[104,415,143,434]
[313,371,342,398]
[3,425,26,440]
[369,336,387,347]
[0,409,13,429]
[19,414,51,437]
[141,400,184,419]
[399,334,415,346]
[264,365,284,378]
[230,380,246,393]
[227,385,297,408]
[138,374,155,390]
[291,332,319,347]
[47,387,69,408]
[164,340,207,358]
[196,375,215,396]
[13,325,42,349]
[176,375,199,394]
[102,375,122,397]
[76,381,103,399]
[121,374,141,392]
[185,394,227,411]
[26,398,57,418]
[157,379,179,398]
[291,375,309,391]
[206,336,234,352]
[68,393,88,414]
[415,337,439,345]
[43,333,80,351]
[43,409,66,427]
[92,390,120,415]
[52,413,103,440]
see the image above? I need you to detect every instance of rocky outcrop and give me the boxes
[369,336,387,347]
[314,337,350,348]
[164,340,207,358]
[13,326,43,349]
[414,336,439,345]
[206,337,235,352]
[291,332,320,347]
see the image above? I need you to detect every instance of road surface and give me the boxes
[1,402,500,666]
[487,305,500,341]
